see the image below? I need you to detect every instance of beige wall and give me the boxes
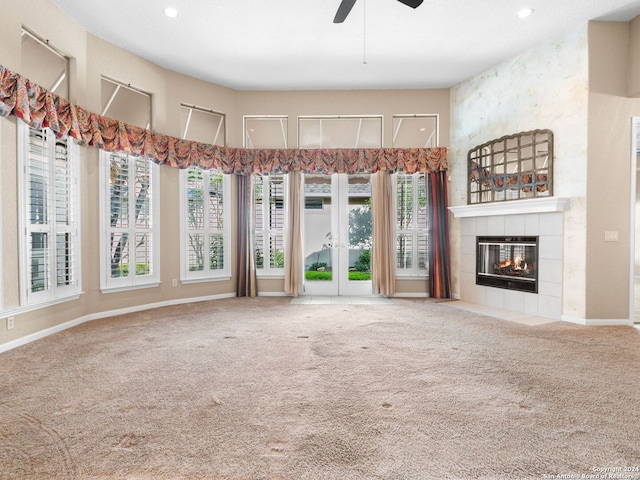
[586,22,640,319]
[629,16,640,98]
[0,0,450,347]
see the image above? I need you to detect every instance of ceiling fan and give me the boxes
[333,0,424,23]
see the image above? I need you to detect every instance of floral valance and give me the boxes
[0,64,447,175]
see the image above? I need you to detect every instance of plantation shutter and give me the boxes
[183,167,228,280]
[24,126,78,303]
[103,151,159,290]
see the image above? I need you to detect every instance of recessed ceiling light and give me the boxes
[164,7,179,18]
[516,8,534,19]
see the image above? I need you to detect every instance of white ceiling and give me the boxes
[51,0,640,91]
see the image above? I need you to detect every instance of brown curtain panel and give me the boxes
[427,171,452,298]
[236,175,257,297]
[284,172,303,296]
[372,171,396,296]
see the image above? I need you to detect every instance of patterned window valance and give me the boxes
[0,65,447,175]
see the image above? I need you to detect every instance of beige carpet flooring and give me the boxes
[1,297,640,479]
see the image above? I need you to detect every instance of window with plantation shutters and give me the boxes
[253,174,286,275]
[178,105,230,283]
[396,172,428,276]
[100,151,160,292]
[18,123,80,305]
[180,168,230,281]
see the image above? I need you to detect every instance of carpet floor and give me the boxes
[1,297,639,479]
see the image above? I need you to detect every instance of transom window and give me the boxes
[180,104,225,145]
[21,28,69,99]
[101,77,151,129]
[298,115,382,148]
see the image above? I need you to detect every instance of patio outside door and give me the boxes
[303,173,372,296]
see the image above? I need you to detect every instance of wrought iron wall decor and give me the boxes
[468,129,553,204]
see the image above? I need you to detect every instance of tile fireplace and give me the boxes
[449,197,569,321]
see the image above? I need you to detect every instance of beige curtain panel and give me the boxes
[284,172,303,296]
[372,171,396,296]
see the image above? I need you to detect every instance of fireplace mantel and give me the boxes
[449,197,570,218]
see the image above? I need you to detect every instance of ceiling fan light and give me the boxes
[163,7,179,18]
[516,8,534,19]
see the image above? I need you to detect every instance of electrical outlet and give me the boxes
[604,231,619,242]
[172,278,178,287]
[7,316,15,330]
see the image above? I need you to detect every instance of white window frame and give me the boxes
[393,114,438,278]
[243,115,288,278]
[253,173,287,277]
[99,150,160,293]
[17,122,81,306]
[179,168,231,283]
[395,173,429,277]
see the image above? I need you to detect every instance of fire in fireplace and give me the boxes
[476,236,538,293]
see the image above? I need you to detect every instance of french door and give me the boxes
[303,173,372,296]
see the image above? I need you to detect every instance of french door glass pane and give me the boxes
[304,175,333,282]
[347,175,371,281]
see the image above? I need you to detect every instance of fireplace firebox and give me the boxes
[476,236,538,293]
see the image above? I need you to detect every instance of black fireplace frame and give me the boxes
[476,236,539,293]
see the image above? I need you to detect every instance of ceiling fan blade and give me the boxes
[333,0,358,23]
[396,0,423,8]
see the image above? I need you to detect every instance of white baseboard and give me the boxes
[560,314,634,326]
[257,292,289,297]
[0,293,236,354]
[392,293,429,298]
